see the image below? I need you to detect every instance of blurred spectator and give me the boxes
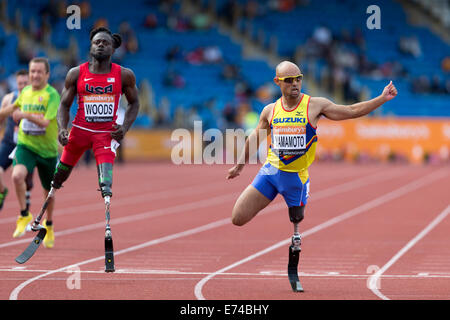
[17,35,36,64]
[186,47,204,65]
[93,17,109,29]
[185,105,202,129]
[223,102,238,128]
[156,96,171,127]
[235,102,251,128]
[221,0,240,26]
[398,36,422,58]
[167,13,190,32]
[244,0,260,20]
[221,63,240,80]
[119,21,139,54]
[40,0,63,25]
[445,80,450,94]
[312,24,332,47]
[442,56,450,73]
[411,75,430,94]
[352,27,366,50]
[357,53,378,75]
[430,75,444,94]
[173,105,186,128]
[255,82,277,104]
[165,45,183,62]
[143,13,158,29]
[138,80,158,125]
[277,0,295,12]
[185,45,223,65]
[234,80,253,102]
[191,11,211,30]
[80,1,92,19]
[163,68,186,88]
[203,46,223,64]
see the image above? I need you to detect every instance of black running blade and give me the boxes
[288,245,304,292]
[105,236,115,272]
[15,228,47,264]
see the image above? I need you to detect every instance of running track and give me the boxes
[0,162,449,301]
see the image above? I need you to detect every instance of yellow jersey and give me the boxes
[265,94,317,182]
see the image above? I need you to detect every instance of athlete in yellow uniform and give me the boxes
[227,61,397,291]
[0,58,60,247]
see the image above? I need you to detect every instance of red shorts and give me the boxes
[60,126,119,166]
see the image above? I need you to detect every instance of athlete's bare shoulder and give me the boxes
[121,66,136,86]
[307,96,333,128]
[257,102,275,130]
[262,102,275,120]
[65,66,80,86]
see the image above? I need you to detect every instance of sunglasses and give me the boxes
[277,75,303,83]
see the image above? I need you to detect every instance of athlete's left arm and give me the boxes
[0,92,14,124]
[15,113,50,128]
[111,67,140,141]
[14,89,60,128]
[310,81,397,125]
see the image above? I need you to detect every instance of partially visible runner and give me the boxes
[50,27,139,217]
[0,69,34,211]
[0,58,60,248]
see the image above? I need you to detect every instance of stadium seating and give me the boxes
[0,0,448,125]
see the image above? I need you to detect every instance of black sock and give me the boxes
[20,209,28,217]
[45,220,53,226]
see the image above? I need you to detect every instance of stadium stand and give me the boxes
[0,0,448,132]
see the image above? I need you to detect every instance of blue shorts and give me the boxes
[251,163,310,208]
[0,140,15,170]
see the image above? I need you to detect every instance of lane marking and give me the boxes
[194,168,449,300]
[1,167,402,249]
[2,267,450,278]
[368,204,450,300]
[6,167,418,300]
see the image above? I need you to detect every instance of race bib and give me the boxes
[84,95,115,122]
[272,126,306,155]
[22,118,46,136]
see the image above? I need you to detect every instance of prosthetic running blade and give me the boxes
[15,226,47,264]
[104,226,115,272]
[288,245,304,292]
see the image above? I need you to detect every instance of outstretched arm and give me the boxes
[226,103,273,179]
[57,67,79,146]
[111,67,140,141]
[311,81,398,123]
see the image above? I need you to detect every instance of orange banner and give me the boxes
[121,118,450,164]
[123,130,175,161]
[315,118,450,163]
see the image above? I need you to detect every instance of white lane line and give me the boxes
[368,204,450,300]
[6,168,418,300]
[7,169,402,300]
[194,167,448,300]
[0,179,230,225]
[3,268,450,279]
[9,218,230,300]
[0,166,401,249]
[0,192,238,249]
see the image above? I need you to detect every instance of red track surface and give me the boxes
[0,162,448,300]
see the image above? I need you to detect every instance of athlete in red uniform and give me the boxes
[51,26,139,203]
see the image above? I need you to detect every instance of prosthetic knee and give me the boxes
[97,162,113,198]
[51,162,74,189]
